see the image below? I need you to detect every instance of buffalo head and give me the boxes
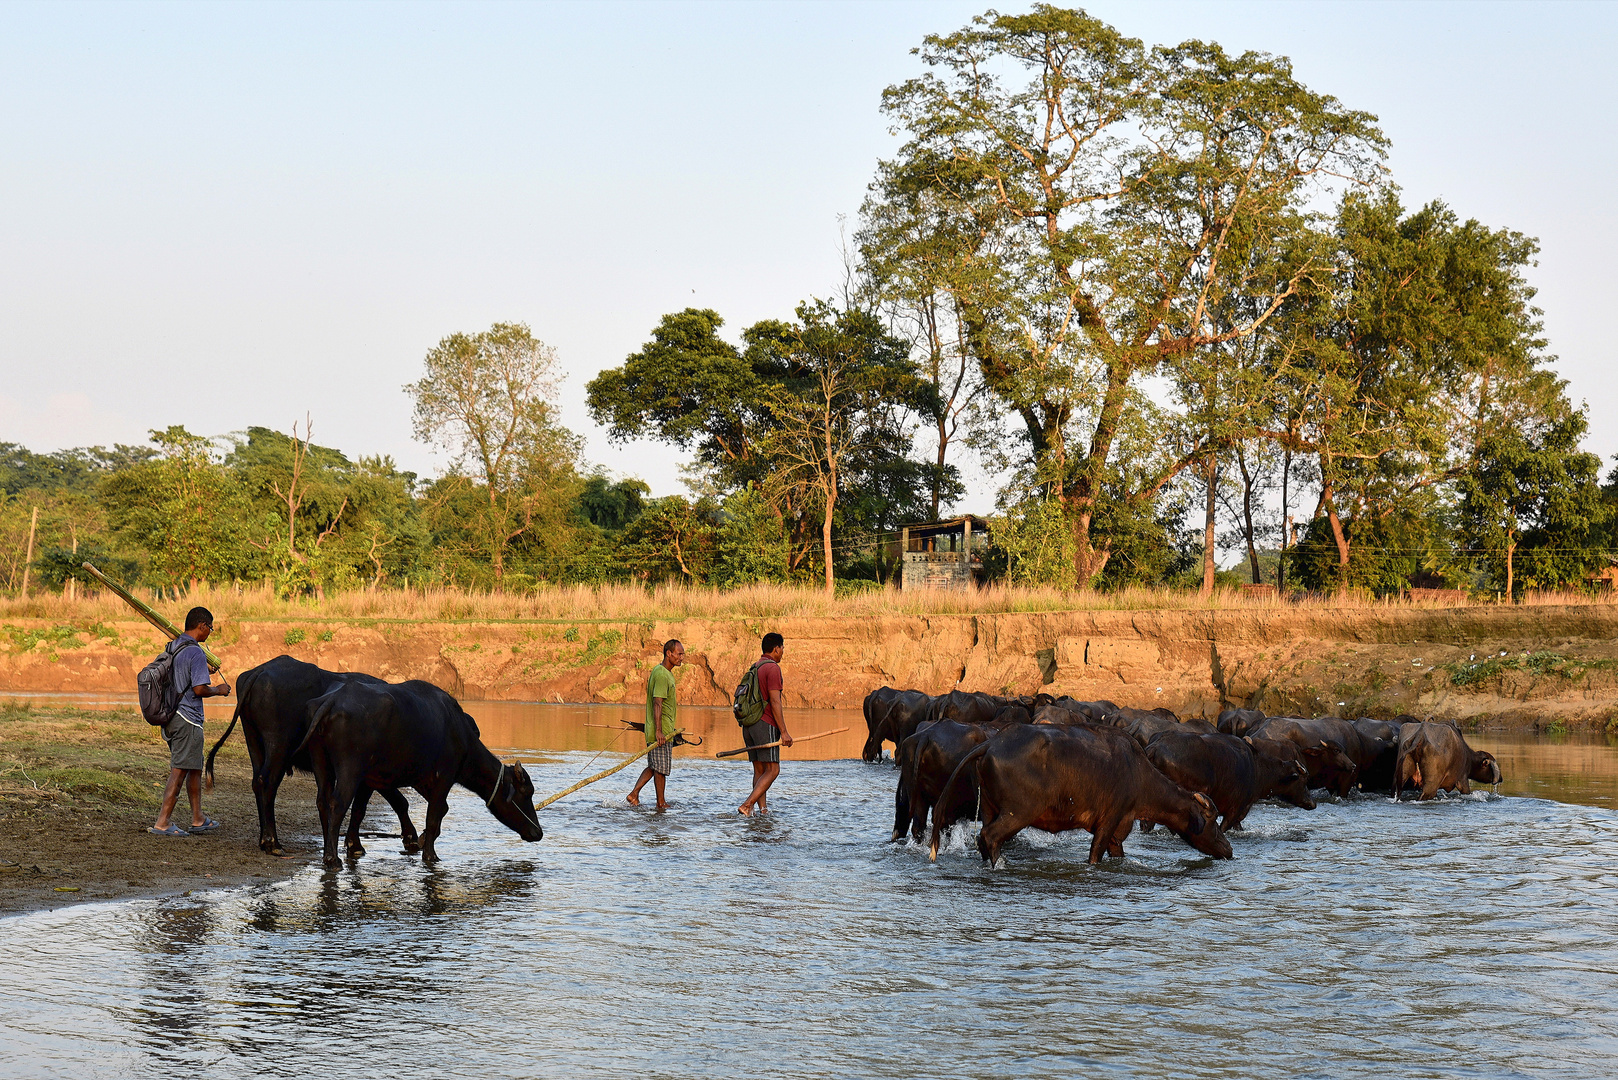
[1179,792,1233,860]
[491,761,544,843]
[1470,750,1502,786]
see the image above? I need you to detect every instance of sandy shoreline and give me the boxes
[0,705,333,916]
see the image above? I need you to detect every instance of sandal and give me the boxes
[148,824,189,837]
[188,817,221,833]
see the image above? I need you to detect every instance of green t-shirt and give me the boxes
[645,663,678,744]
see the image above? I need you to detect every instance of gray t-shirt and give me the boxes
[170,638,210,727]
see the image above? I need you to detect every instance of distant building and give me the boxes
[900,515,989,591]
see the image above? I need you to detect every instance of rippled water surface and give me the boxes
[5,707,1618,1078]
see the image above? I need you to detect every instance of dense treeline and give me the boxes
[3,5,1614,601]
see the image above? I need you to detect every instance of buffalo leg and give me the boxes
[419,786,452,863]
[910,786,934,843]
[1088,815,1128,864]
[977,809,1022,867]
[378,787,421,852]
[252,746,291,857]
[892,780,911,842]
[311,755,356,870]
[346,789,371,859]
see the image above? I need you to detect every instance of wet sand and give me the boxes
[0,706,324,914]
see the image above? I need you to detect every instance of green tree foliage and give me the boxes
[1457,404,1608,597]
[99,426,255,588]
[866,5,1385,586]
[712,486,791,588]
[408,323,583,586]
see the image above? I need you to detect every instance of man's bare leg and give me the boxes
[154,767,186,830]
[626,766,656,806]
[184,770,204,827]
[739,762,780,815]
[652,772,668,811]
[739,761,765,815]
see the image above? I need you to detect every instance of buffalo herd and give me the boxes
[207,656,544,868]
[201,654,1500,873]
[864,687,1503,868]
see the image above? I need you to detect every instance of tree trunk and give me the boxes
[1277,448,1291,592]
[932,417,947,521]
[1322,482,1351,595]
[822,484,836,596]
[21,506,37,599]
[1505,535,1515,602]
[1069,505,1110,587]
[1237,446,1261,584]
[1200,456,1218,598]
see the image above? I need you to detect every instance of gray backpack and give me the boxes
[136,638,198,726]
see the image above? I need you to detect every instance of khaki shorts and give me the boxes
[162,715,204,772]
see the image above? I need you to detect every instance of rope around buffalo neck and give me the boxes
[486,762,505,808]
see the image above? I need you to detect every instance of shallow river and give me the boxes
[4,704,1618,1078]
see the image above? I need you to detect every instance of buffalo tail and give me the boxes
[928,742,990,862]
[204,666,258,790]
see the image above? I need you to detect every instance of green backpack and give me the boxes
[732,660,766,727]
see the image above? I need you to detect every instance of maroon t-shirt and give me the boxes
[756,657,783,728]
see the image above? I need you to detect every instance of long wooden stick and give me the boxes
[715,726,850,759]
[535,730,683,811]
[80,560,221,672]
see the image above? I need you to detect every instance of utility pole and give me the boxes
[20,506,38,598]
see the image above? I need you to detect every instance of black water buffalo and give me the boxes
[205,655,420,857]
[302,678,544,866]
[929,691,1009,726]
[1112,707,1185,746]
[1031,704,1092,725]
[863,689,935,762]
[1143,731,1315,832]
[1217,708,1268,737]
[1350,717,1403,791]
[1392,721,1501,801]
[893,719,995,842]
[862,688,903,762]
[1051,698,1120,723]
[928,723,1232,866]
[1249,716,1378,796]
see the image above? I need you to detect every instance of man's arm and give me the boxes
[653,695,669,746]
[193,681,230,698]
[769,688,792,747]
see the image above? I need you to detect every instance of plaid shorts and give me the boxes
[646,743,673,776]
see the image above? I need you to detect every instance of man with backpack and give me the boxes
[738,632,793,816]
[149,607,231,836]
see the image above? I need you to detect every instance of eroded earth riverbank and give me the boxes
[3,604,1618,728]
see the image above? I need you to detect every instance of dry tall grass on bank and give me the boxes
[1,581,1613,625]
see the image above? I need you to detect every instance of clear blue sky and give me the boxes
[2,1,1612,509]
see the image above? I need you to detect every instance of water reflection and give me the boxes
[465,701,866,761]
[1470,732,1618,807]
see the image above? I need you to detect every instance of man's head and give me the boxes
[761,632,784,661]
[663,638,685,667]
[184,607,215,640]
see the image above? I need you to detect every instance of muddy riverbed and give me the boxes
[3,703,1618,1077]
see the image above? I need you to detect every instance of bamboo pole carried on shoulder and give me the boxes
[714,726,850,759]
[80,560,221,672]
[534,729,683,811]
